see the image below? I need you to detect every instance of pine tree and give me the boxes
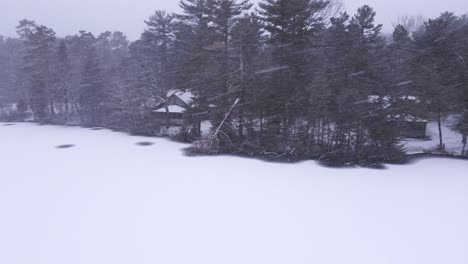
[389,24,413,89]
[96,31,129,68]
[211,0,252,94]
[346,6,389,155]
[79,48,107,125]
[450,15,468,155]
[347,5,384,96]
[412,12,460,149]
[16,20,56,120]
[143,10,175,94]
[52,41,72,120]
[0,37,26,111]
[230,13,264,139]
[258,0,329,151]
[66,31,98,118]
[322,11,352,126]
[176,0,220,135]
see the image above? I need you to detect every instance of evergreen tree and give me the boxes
[16,20,56,120]
[258,0,329,151]
[211,0,252,94]
[52,41,72,120]
[412,12,460,149]
[346,6,389,154]
[143,10,175,94]
[78,48,107,125]
[389,24,413,89]
[230,13,264,139]
[176,0,220,135]
[96,31,129,68]
[450,15,468,155]
[347,5,384,96]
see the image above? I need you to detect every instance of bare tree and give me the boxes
[393,15,426,36]
[321,0,345,27]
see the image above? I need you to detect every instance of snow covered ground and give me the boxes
[402,115,464,155]
[1,122,468,264]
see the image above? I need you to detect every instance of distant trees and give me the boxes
[257,0,329,151]
[16,20,56,120]
[230,13,264,138]
[0,22,132,125]
[411,12,465,149]
[1,0,468,162]
[50,41,72,120]
[96,31,129,68]
[0,36,21,106]
[451,15,468,156]
[78,48,107,125]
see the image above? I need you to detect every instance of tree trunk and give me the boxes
[437,110,444,149]
[260,112,263,136]
[238,110,244,138]
[64,96,69,122]
[306,120,311,149]
[311,121,316,145]
[197,120,201,136]
[462,135,467,156]
[165,106,170,129]
[238,39,245,139]
[50,102,55,116]
[247,115,254,139]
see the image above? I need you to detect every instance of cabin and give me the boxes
[387,114,429,139]
[367,95,428,139]
[152,90,194,128]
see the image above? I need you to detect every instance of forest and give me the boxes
[0,0,467,164]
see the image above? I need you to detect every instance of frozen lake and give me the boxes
[1,122,467,264]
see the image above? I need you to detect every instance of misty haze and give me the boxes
[0,0,467,264]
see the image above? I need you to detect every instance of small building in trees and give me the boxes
[387,115,429,139]
[367,95,428,138]
[152,90,194,127]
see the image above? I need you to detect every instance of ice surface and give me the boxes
[0,123,467,264]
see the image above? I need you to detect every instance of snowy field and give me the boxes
[1,122,468,264]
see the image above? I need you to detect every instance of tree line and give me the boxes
[0,0,467,163]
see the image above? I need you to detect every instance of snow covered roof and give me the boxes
[367,95,420,108]
[400,95,421,103]
[366,96,427,123]
[368,95,392,108]
[387,114,429,123]
[153,105,187,113]
[400,95,418,101]
[167,90,194,105]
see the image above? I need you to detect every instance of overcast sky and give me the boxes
[1,0,466,40]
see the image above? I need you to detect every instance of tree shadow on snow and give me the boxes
[183,146,388,170]
[395,153,468,165]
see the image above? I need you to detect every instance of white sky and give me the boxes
[1,0,466,40]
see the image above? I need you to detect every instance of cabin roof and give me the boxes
[387,114,429,123]
[368,95,420,103]
[167,90,194,105]
[153,105,187,113]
